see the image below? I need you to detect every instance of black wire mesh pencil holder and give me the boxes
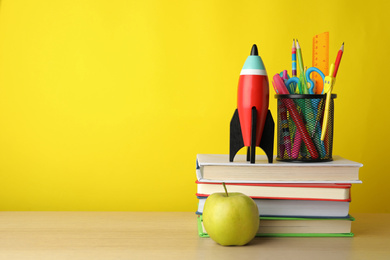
[275,94,337,162]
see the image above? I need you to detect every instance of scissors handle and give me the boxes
[285,77,301,94]
[306,67,325,94]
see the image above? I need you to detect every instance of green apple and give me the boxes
[202,183,259,246]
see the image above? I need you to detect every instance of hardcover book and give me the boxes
[196,154,363,183]
[196,181,351,201]
[197,214,354,237]
[196,197,350,218]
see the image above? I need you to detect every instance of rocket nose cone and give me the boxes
[250,44,258,56]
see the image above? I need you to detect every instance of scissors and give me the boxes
[283,67,326,95]
[285,69,315,94]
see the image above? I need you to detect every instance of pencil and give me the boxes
[292,39,297,77]
[332,42,344,78]
[296,39,305,76]
[296,39,308,94]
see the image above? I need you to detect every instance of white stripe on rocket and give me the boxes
[240,69,267,76]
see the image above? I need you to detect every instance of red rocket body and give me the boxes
[237,74,269,147]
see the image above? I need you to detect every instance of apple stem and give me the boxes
[222,182,228,197]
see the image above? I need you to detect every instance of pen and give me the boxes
[333,42,344,78]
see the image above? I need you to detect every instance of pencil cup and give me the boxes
[274,94,337,162]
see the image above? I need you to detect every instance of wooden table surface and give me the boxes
[0,212,389,260]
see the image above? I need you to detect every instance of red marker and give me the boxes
[230,44,274,163]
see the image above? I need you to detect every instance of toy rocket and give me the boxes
[230,44,274,163]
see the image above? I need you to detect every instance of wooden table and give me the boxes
[0,212,389,259]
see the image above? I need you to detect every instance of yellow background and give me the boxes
[0,0,388,213]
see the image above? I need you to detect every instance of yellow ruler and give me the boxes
[312,32,329,94]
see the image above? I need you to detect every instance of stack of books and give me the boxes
[195,154,363,237]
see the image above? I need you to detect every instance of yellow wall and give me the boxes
[0,0,388,212]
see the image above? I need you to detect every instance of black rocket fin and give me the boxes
[229,109,244,162]
[250,107,257,163]
[259,110,275,163]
